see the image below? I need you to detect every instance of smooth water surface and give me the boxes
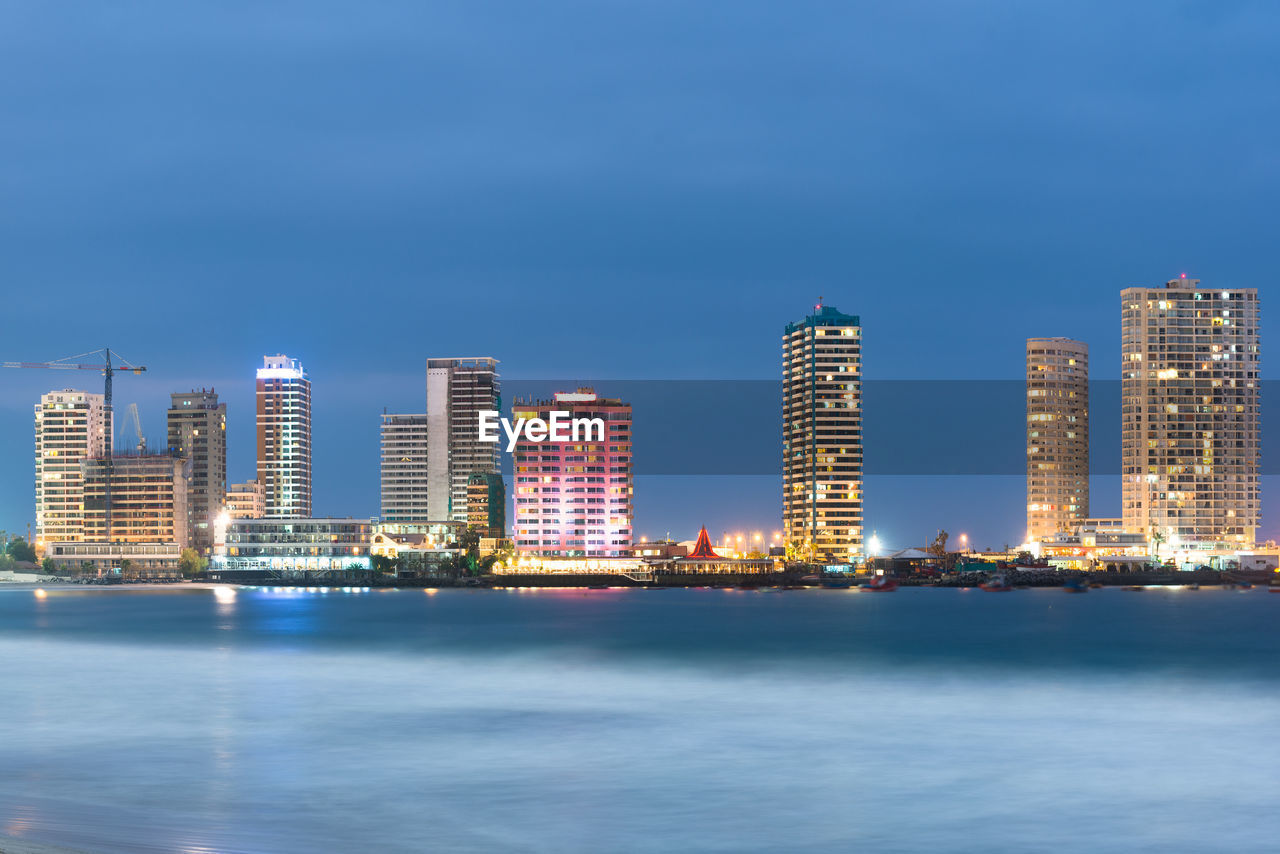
[0,584,1276,853]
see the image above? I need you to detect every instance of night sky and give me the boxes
[2,1,1277,549]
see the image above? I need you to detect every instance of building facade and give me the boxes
[1026,338,1089,542]
[782,304,863,562]
[80,451,191,547]
[167,389,227,553]
[1121,277,1260,548]
[425,357,500,522]
[34,389,111,543]
[512,389,632,557]
[466,472,506,538]
[226,480,265,519]
[213,518,372,574]
[256,355,312,518]
[380,413,429,522]
[45,542,182,576]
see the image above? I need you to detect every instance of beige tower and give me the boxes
[167,389,227,553]
[1121,277,1260,548]
[380,413,430,522]
[425,358,500,522]
[34,389,111,543]
[1026,338,1089,542]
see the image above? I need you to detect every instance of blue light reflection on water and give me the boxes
[0,585,1277,853]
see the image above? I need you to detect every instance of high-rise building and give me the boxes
[380,413,429,522]
[1121,277,1260,548]
[81,451,191,547]
[34,389,111,543]
[1026,338,1089,542]
[167,389,227,553]
[512,389,632,556]
[782,304,862,562]
[425,357,500,522]
[467,472,506,538]
[256,355,312,518]
[226,480,266,520]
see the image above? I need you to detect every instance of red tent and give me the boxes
[688,526,720,559]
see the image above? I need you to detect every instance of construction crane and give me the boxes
[3,349,147,545]
[125,403,146,453]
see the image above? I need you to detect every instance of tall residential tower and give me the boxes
[425,357,500,522]
[1026,338,1089,542]
[167,389,227,553]
[256,355,312,518]
[1121,277,1260,548]
[782,304,863,562]
[380,413,430,522]
[34,389,111,543]
[512,389,632,556]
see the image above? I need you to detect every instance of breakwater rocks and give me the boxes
[927,568,1226,588]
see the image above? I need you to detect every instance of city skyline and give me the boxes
[5,277,1268,554]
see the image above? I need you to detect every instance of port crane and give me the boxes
[3,349,147,545]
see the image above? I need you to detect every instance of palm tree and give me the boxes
[1150,527,1166,560]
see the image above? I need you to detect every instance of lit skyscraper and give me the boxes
[1121,277,1260,548]
[1026,338,1089,542]
[380,412,429,522]
[425,357,500,522]
[782,304,862,562]
[34,389,111,543]
[512,389,632,556]
[256,355,312,518]
[167,389,227,553]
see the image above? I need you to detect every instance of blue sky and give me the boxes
[1,1,1277,548]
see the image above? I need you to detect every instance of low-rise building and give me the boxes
[212,518,372,575]
[226,480,265,519]
[44,542,182,577]
[630,539,688,559]
[1041,518,1148,556]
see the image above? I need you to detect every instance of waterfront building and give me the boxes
[1040,518,1148,558]
[425,357,500,522]
[226,480,265,519]
[256,355,312,518]
[45,542,181,576]
[466,472,506,538]
[380,413,429,522]
[80,451,191,546]
[1026,338,1089,542]
[212,518,372,574]
[167,389,227,553]
[782,304,863,562]
[34,389,111,543]
[374,520,465,545]
[512,388,633,557]
[629,539,689,559]
[1121,277,1260,548]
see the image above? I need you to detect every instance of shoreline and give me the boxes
[11,574,1273,592]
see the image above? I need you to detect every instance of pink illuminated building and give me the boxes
[512,389,633,556]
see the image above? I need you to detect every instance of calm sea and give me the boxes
[0,584,1277,853]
